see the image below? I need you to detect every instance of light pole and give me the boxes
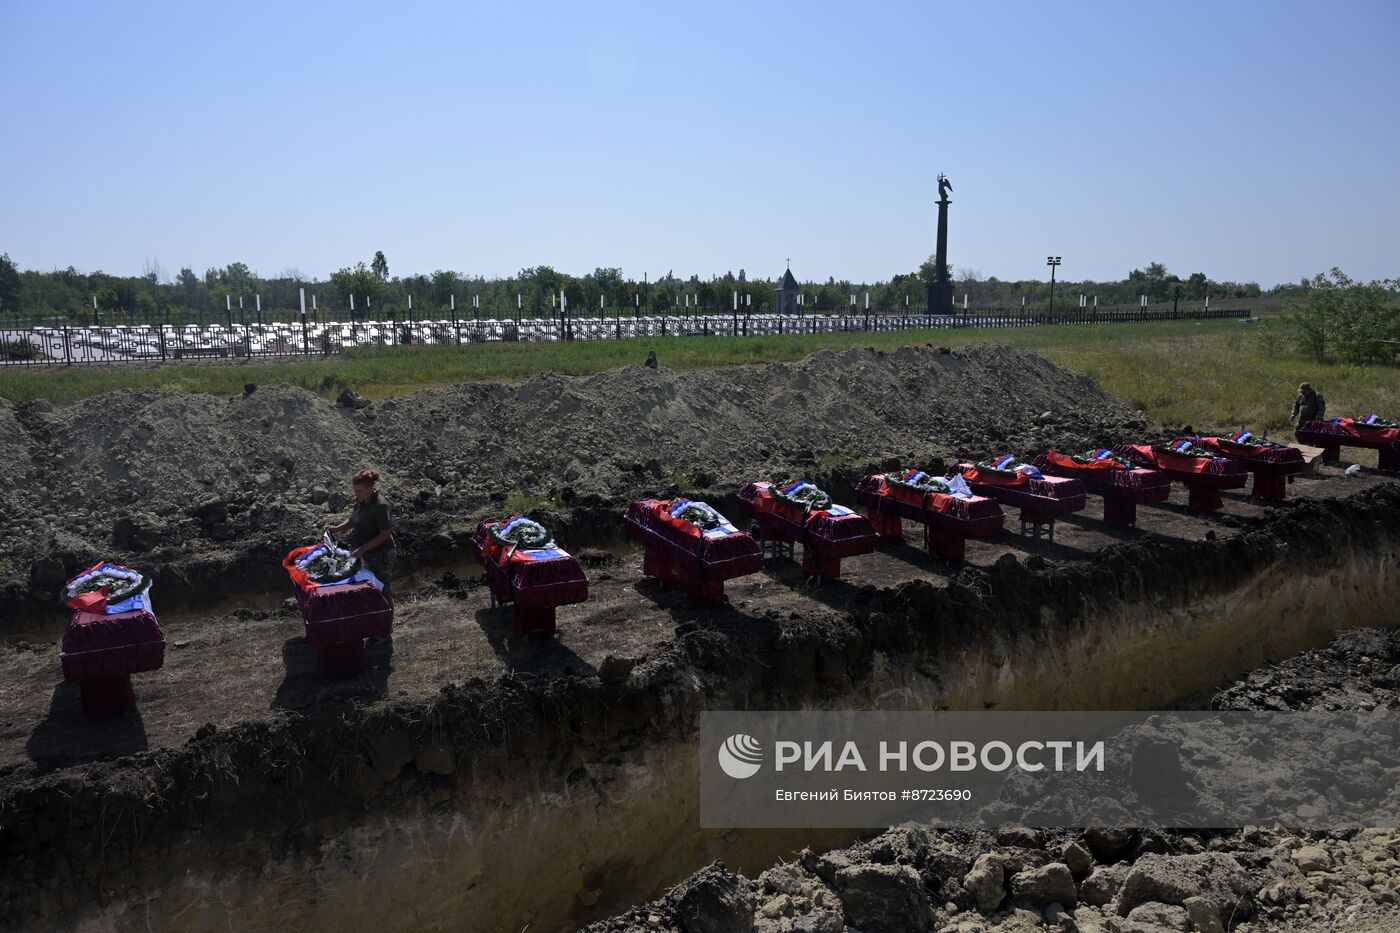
[1046,256,1062,319]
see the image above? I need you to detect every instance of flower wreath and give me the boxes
[774,480,833,512]
[886,469,958,495]
[1157,440,1215,458]
[1069,448,1134,468]
[490,515,555,550]
[61,563,150,608]
[667,499,724,530]
[296,534,362,583]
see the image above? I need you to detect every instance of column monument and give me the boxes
[927,174,954,316]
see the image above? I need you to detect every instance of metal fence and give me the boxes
[0,306,1247,367]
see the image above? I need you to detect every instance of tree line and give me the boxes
[2,250,1394,363]
[0,250,1280,321]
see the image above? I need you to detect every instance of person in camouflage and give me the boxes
[1291,382,1325,430]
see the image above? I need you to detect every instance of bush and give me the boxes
[1280,269,1400,363]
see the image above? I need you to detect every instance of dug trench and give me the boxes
[0,347,1397,931]
[590,628,1400,933]
[0,483,1397,930]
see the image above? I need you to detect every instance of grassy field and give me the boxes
[1,319,1396,434]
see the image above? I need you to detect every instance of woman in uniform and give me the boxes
[326,468,397,605]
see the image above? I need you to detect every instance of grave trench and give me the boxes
[3,484,1398,931]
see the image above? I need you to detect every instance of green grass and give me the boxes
[502,490,558,516]
[2,319,1396,434]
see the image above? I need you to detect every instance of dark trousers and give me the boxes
[363,546,397,606]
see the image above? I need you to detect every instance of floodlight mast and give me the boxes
[1046,256,1062,318]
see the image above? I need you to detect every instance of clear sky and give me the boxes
[2,0,1396,287]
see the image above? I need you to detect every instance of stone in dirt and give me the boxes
[669,862,753,933]
[597,655,638,683]
[1122,900,1189,931]
[1182,895,1224,933]
[112,514,162,551]
[577,547,621,567]
[962,853,1005,912]
[833,863,932,933]
[1118,853,1255,919]
[337,387,369,409]
[1009,862,1077,907]
[1084,827,1136,862]
[1079,863,1128,907]
[1062,840,1094,878]
[1292,845,1333,873]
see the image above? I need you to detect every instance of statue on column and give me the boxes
[938,174,953,201]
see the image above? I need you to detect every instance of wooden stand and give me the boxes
[1251,473,1287,500]
[315,639,368,680]
[1187,485,1224,513]
[643,548,726,604]
[1102,497,1138,527]
[78,674,136,719]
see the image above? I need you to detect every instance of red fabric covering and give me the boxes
[1334,418,1400,445]
[293,582,392,646]
[1112,444,1248,489]
[282,545,325,595]
[959,465,1028,486]
[736,483,879,558]
[61,607,165,681]
[469,520,589,633]
[853,475,1005,536]
[625,498,761,601]
[1189,437,1304,477]
[283,545,392,647]
[624,499,762,582]
[67,590,108,613]
[735,482,879,580]
[950,464,1087,521]
[1044,450,1123,472]
[1297,420,1400,468]
[1032,454,1171,505]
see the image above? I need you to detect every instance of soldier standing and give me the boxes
[1291,382,1326,429]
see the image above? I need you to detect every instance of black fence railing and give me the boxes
[0,306,1247,367]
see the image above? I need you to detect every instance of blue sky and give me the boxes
[2,0,1396,286]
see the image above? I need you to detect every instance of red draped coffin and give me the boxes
[736,481,879,579]
[950,463,1086,537]
[1296,418,1400,471]
[853,473,1004,560]
[624,498,762,603]
[61,599,165,719]
[283,546,393,680]
[470,519,589,635]
[1032,451,1171,527]
[1186,436,1304,500]
[1112,444,1248,512]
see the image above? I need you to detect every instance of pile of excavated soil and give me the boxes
[585,825,1400,933]
[1212,627,1400,713]
[0,345,1148,616]
[588,626,1400,933]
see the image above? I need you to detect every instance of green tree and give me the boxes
[0,253,22,314]
[330,261,385,308]
[371,251,389,282]
[1282,268,1400,363]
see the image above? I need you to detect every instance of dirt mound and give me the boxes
[588,624,1400,933]
[1213,627,1400,712]
[586,824,1400,932]
[0,345,1147,617]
